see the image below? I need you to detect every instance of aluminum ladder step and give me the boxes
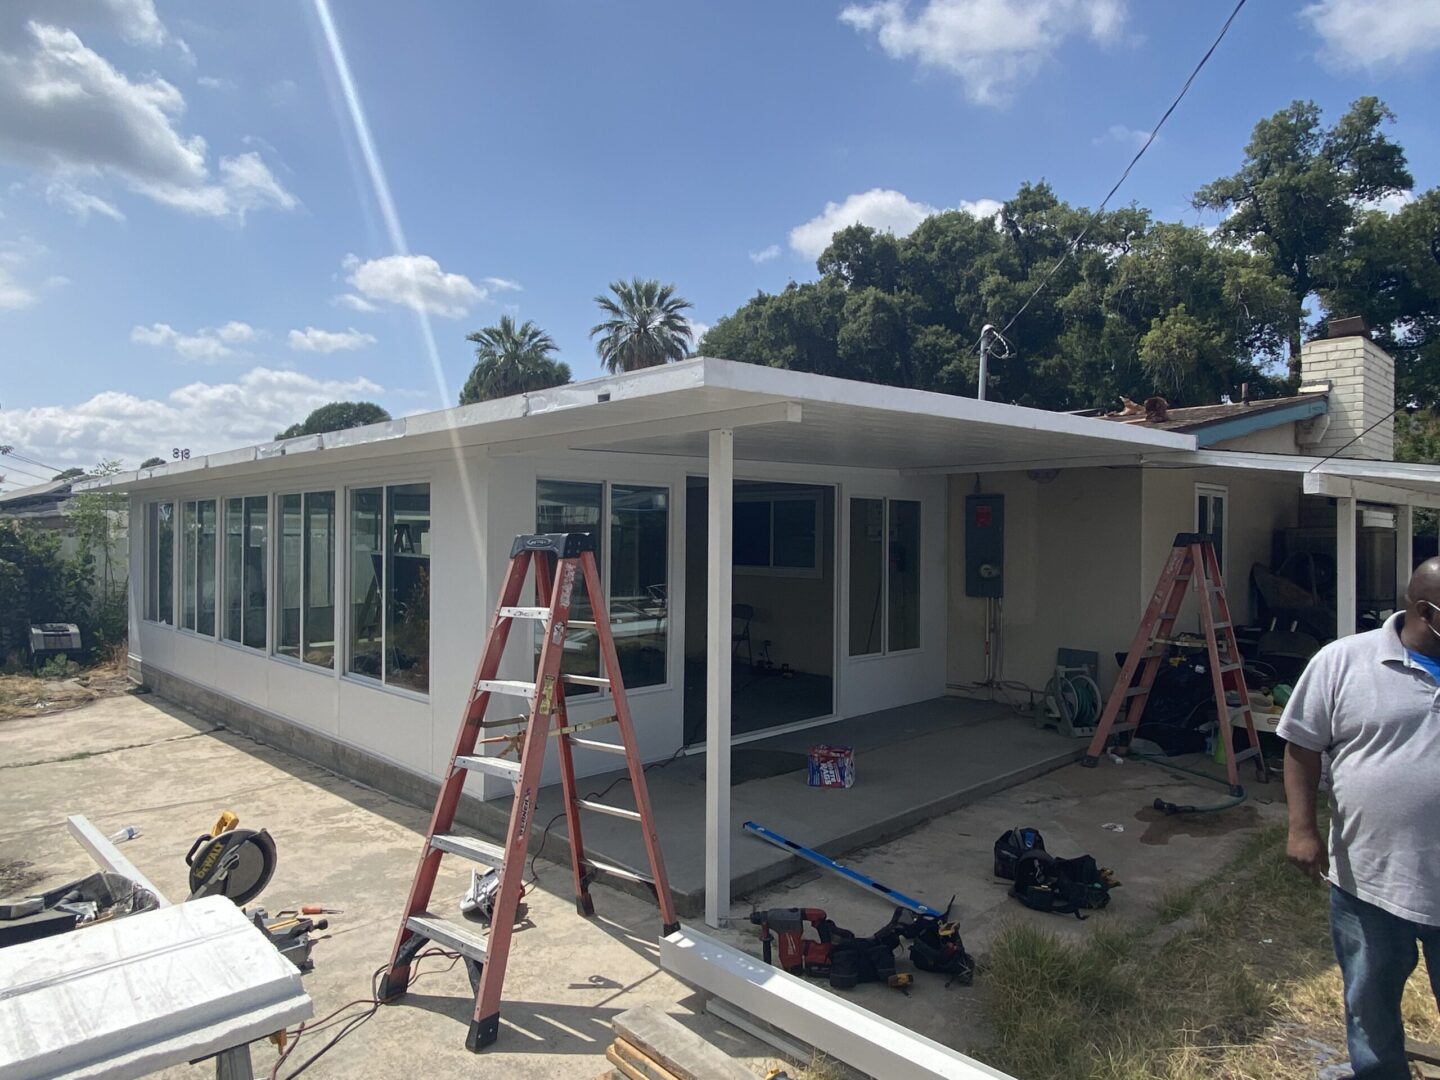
[585,859,654,887]
[406,911,488,961]
[431,833,506,868]
[568,736,628,755]
[577,798,642,822]
[474,679,536,697]
[498,606,550,621]
[562,673,611,688]
[456,754,521,781]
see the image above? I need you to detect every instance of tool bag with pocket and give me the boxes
[825,922,901,990]
[903,915,975,985]
[1010,849,1113,919]
[993,826,1046,880]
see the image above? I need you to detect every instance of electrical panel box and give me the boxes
[965,493,1004,598]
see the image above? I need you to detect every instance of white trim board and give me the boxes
[659,925,1015,1080]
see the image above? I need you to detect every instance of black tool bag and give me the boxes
[906,919,975,985]
[1011,850,1113,919]
[826,923,901,990]
[993,826,1045,880]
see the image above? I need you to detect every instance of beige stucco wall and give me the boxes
[947,467,1143,695]
[1209,424,1301,454]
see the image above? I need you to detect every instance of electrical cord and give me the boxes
[526,744,686,889]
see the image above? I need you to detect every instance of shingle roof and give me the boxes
[1092,393,1328,433]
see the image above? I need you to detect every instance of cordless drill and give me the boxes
[750,908,841,976]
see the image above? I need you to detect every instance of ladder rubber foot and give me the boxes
[1229,785,1245,799]
[377,969,409,1003]
[1080,755,1100,769]
[467,1013,500,1052]
[662,921,680,936]
[576,893,595,917]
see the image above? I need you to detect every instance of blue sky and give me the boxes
[2,0,1438,484]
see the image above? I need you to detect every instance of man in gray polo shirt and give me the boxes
[1280,557,1440,1079]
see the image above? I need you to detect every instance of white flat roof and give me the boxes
[79,358,1198,492]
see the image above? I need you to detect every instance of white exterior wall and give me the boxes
[946,468,1144,696]
[1211,425,1301,454]
[130,444,946,798]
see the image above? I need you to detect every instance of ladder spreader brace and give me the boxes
[1081,532,1268,795]
[379,532,678,1052]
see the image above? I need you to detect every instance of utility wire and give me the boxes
[997,0,1250,340]
[0,460,51,485]
[1305,404,1404,473]
[0,445,66,476]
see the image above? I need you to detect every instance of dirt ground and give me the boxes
[0,689,1295,1078]
[0,665,131,721]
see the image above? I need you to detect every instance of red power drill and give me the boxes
[750,908,846,976]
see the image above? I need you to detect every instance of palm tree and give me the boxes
[589,278,694,373]
[459,315,571,405]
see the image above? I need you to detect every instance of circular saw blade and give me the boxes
[187,828,276,905]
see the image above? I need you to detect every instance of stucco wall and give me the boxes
[1209,425,1301,454]
[947,467,1144,696]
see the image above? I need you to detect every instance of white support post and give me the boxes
[1396,503,1414,610]
[1337,496,1357,638]
[705,428,734,928]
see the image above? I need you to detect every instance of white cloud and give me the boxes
[840,0,1127,104]
[195,75,232,91]
[483,276,522,292]
[0,0,169,49]
[689,320,711,352]
[1094,123,1151,148]
[335,292,380,313]
[749,244,781,264]
[0,366,386,470]
[958,197,1004,219]
[130,320,256,361]
[0,19,296,220]
[342,253,489,318]
[790,189,938,259]
[288,326,377,353]
[45,179,125,221]
[1360,189,1414,215]
[1301,0,1440,68]
[0,236,61,309]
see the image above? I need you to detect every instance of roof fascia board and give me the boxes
[1193,396,1328,447]
[1303,472,1440,510]
[902,452,1146,476]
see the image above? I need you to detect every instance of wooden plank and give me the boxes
[613,1038,684,1080]
[612,1004,754,1080]
[606,1045,650,1080]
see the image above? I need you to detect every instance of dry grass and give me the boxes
[0,644,130,720]
[980,821,1439,1080]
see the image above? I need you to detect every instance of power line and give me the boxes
[996,0,1250,341]
[0,445,66,475]
[0,460,51,484]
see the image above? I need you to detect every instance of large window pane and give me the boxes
[733,501,770,566]
[241,495,268,650]
[610,485,667,689]
[303,492,336,668]
[849,498,884,656]
[349,488,383,679]
[887,499,921,652]
[182,502,197,630]
[536,480,602,693]
[148,501,174,625]
[772,498,817,569]
[386,484,430,693]
[224,498,243,641]
[277,494,302,659]
[196,500,217,636]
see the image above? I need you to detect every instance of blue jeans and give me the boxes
[1330,885,1440,1079]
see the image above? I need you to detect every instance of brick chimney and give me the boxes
[1298,317,1395,461]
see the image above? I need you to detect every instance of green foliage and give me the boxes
[65,459,128,648]
[459,315,571,404]
[51,467,86,482]
[139,456,166,469]
[275,401,391,441]
[1195,97,1412,368]
[591,278,695,373]
[0,520,93,662]
[37,655,81,679]
[1321,189,1440,410]
[702,183,1290,409]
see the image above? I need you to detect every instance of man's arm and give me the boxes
[1284,742,1328,883]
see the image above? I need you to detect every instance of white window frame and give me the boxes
[221,493,271,652]
[274,489,338,670]
[343,480,432,696]
[847,495,922,658]
[1195,483,1229,580]
[733,490,822,578]
[144,500,175,626]
[534,477,674,696]
[179,497,218,637]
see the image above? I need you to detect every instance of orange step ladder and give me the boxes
[379,532,678,1052]
[1082,532,1267,793]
